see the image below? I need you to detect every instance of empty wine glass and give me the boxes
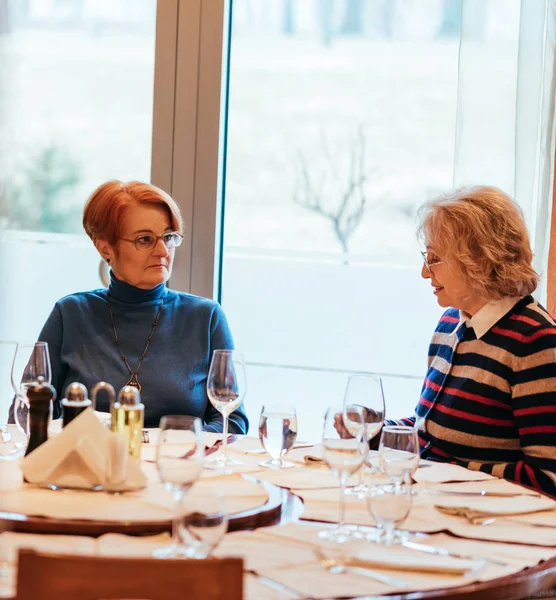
[367,483,412,544]
[320,404,367,543]
[153,415,205,559]
[180,490,228,558]
[343,374,385,498]
[10,342,52,454]
[206,349,246,469]
[378,425,420,490]
[258,403,297,469]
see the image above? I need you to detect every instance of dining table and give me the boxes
[0,424,555,600]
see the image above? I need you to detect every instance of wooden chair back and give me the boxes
[15,549,243,600]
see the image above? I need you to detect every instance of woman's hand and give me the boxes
[334,409,383,449]
[333,412,352,439]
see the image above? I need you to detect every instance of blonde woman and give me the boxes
[398,186,556,496]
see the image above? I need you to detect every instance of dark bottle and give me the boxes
[62,382,91,427]
[25,376,56,457]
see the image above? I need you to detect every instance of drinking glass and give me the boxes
[180,490,228,558]
[367,483,412,544]
[10,342,52,453]
[153,415,205,559]
[319,404,367,543]
[378,425,420,490]
[206,349,246,469]
[258,403,297,469]
[343,374,385,497]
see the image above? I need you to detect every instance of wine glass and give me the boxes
[258,403,297,469]
[206,349,246,469]
[180,490,228,558]
[367,482,412,545]
[378,425,420,490]
[319,404,367,543]
[343,374,385,498]
[153,415,205,559]
[10,342,52,452]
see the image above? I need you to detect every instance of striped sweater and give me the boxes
[398,295,556,496]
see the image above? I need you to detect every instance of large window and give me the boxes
[0,0,157,416]
[217,0,554,440]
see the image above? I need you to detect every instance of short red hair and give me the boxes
[83,181,183,245]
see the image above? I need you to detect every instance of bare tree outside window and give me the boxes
[293,126,377,259]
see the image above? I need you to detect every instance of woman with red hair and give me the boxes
[9,180,248,433]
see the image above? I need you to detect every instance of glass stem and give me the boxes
[338,471,347,529]
[382,522,395,545]
[221,413,229,461]
[172,487,184,548]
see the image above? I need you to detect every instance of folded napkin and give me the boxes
[433,494,556,516]
[21,408,146,491]
[413,462,495,484]
[349,544,482,575]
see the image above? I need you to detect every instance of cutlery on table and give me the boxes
[246,569,310,598]
[313,547,410,588]
[427,489,540,498]
[243,443,315,455]
[401,539,507,566]
[435,505,556,528]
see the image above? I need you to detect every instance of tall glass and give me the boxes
[378,425,420,490]
[10,342,52,453]
[258,403,298,469]
[180,490,228,559]
[206,349,246,469]
[343,374,385,497]
[153,416,204,559]
[367,482,412,545]
[320,404,367,543]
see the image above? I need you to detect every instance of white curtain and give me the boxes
[453,0,556,304]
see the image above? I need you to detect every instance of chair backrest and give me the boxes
[16,549,243,600]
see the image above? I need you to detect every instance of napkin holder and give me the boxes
[21,408,147,491]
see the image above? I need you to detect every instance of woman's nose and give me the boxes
[153,238,170,256]
[421,263,431,280]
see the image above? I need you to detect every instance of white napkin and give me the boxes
[21,408,146,491]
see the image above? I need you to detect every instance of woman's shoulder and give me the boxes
[503,296,556,338]
[165,289,222,313]
[434,308,460,332]
[53,287,108,310]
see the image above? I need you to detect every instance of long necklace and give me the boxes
[107,296,164,392]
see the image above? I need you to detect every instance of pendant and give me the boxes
[125,375,142,393]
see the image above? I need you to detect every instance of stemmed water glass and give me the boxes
[367,482,412,545]
[320,404,368,543]
[258,403,297,469]
[342,374,385,498]
[180,490,228,558]
[378,425,420,490]
[206,349,246,469]
[10,342,52,453]
[153,415,205,559]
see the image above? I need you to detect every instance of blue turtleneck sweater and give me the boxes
[13,274,248,432]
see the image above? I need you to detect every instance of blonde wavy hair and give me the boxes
[417,186,538,299]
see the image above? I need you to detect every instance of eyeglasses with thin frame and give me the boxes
[119,232,184,252]
[420,250,443,273]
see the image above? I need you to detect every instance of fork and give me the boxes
[437,506,556,528]
[314,547,411,588]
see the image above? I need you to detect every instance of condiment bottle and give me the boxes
[61,382,91,427]
[25,376,55,456]
[112,385,144,463]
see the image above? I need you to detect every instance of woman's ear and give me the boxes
[95,239,112,263]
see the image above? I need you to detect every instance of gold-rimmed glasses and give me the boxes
[120,231,184,251]
[420,250,443,273]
